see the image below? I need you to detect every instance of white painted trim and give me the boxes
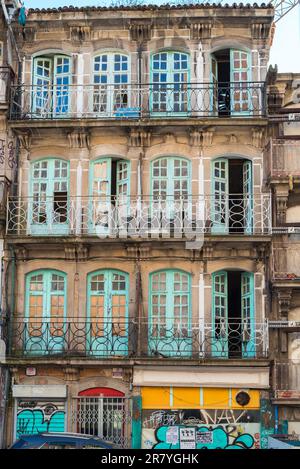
[13,385,67,398]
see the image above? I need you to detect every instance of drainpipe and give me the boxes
[7,246,15,356]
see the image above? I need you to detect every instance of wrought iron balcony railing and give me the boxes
[273,360,300,398]
[9,82,266,120]
[6,194,272,237]
[264,139,300,181]
[0,66,15,104]
[8,319,268,359]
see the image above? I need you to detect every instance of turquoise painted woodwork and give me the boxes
[212,271,228,358]
[243,160,253,234]
[33,55,71,116]
[241,272,255,358]
[88,158,130,235]
[131,396,142,449]
[149,270,192,357]
[150,51,190,116]
[87,269,129,356]
[93,53,129,116]
[230,49,251,116]
[211,158,228,234]
[25,270,67,355]
[29,158,69,236]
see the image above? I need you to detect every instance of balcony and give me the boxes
[265,140,300,182]
[9,82,266,121]
[273,361,300,400]
[6,195,272,238]
[8,319,268,360]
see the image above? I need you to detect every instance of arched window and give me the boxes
[87,270,129,356]
[25,269,67,355]
[29,158,69,235]
[33,54,71,116]
[151,51,190,115]
[93,52,129,116]
[212,270,255,359]
[149,269,191,357]
[211,157,253,234]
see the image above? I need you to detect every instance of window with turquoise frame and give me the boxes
[32,55,71,117]
[151,157,191,226]
[89,157,130,235]
[87,270,129,356]
[93,52,129,116]
[151,51,190,116]
[211,270,255,359]
[149,270,192,357]
[25,270,67,355]
[29,158,69,236]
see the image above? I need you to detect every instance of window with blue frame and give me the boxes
[29,158,69,236]
[149,270,192,357]
[25,270,67,355]
[93,53,130,116]
[211,270,255,359]
[151,51,190,115]
[32,55,71,117]
[87,270,129,356]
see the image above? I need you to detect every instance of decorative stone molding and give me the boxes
[129,22,152,42]
[139,246,151,259]
[274,185,289,225]
[22,27,35,42]
[64,367,79,382]
[70,26,91,42]
[17,131,32,153]
[189,21,212,40]
[15,247,28,261]
[252,127,264,148]
[276,289,292,319]
[126,245,139,258]
[251,22,271,40]
[129,129,151,147]
[67,130,90,149]
[228,134,238,144]
[202,129,214,146]
[189,128,202,146]
[164,133,176,144]
[77,244,89,262]
[65,246,76,261]
[202,243,214,259]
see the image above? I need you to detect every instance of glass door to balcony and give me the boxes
[25,270,66,356]
[89,158,130,236]
[32,55,71,118]
[29,159,69,236]
[212,271,255,359]
[149,270,192,358]
[211,158,253,234]
[87,270,129,357]
[151,157,190,235]
[93,53,129,118]
[151,52,189,116]
[211,49,251,117]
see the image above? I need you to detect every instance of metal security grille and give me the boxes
[71,397,131,448]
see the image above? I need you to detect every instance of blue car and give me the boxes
[10,432,116,449]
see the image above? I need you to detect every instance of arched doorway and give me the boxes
[74,387,130,447]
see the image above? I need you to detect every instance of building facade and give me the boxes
[1,2,298,449]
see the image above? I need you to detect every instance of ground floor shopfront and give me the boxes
[4,364,279,449]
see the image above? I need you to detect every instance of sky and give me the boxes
[22,0,300,73]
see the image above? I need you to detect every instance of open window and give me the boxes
[211,49,251,116]
[212,270,255,358]
[89,157,130,235]
[211,158,253,234]
[29,159,69,235]
[32,55,71,117]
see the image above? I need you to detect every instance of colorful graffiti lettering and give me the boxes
[153,425,255,450]
[16,403,65,437]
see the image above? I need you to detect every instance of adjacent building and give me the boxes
[0,2,299,449]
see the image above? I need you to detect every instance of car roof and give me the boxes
[10,433,115,449]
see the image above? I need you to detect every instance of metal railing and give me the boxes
[273,360,300,397]
[9,319,268,359]
[6,194,272,237]
[9,82,266,120]
[265,139,300,180]
[0,66,15,104]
